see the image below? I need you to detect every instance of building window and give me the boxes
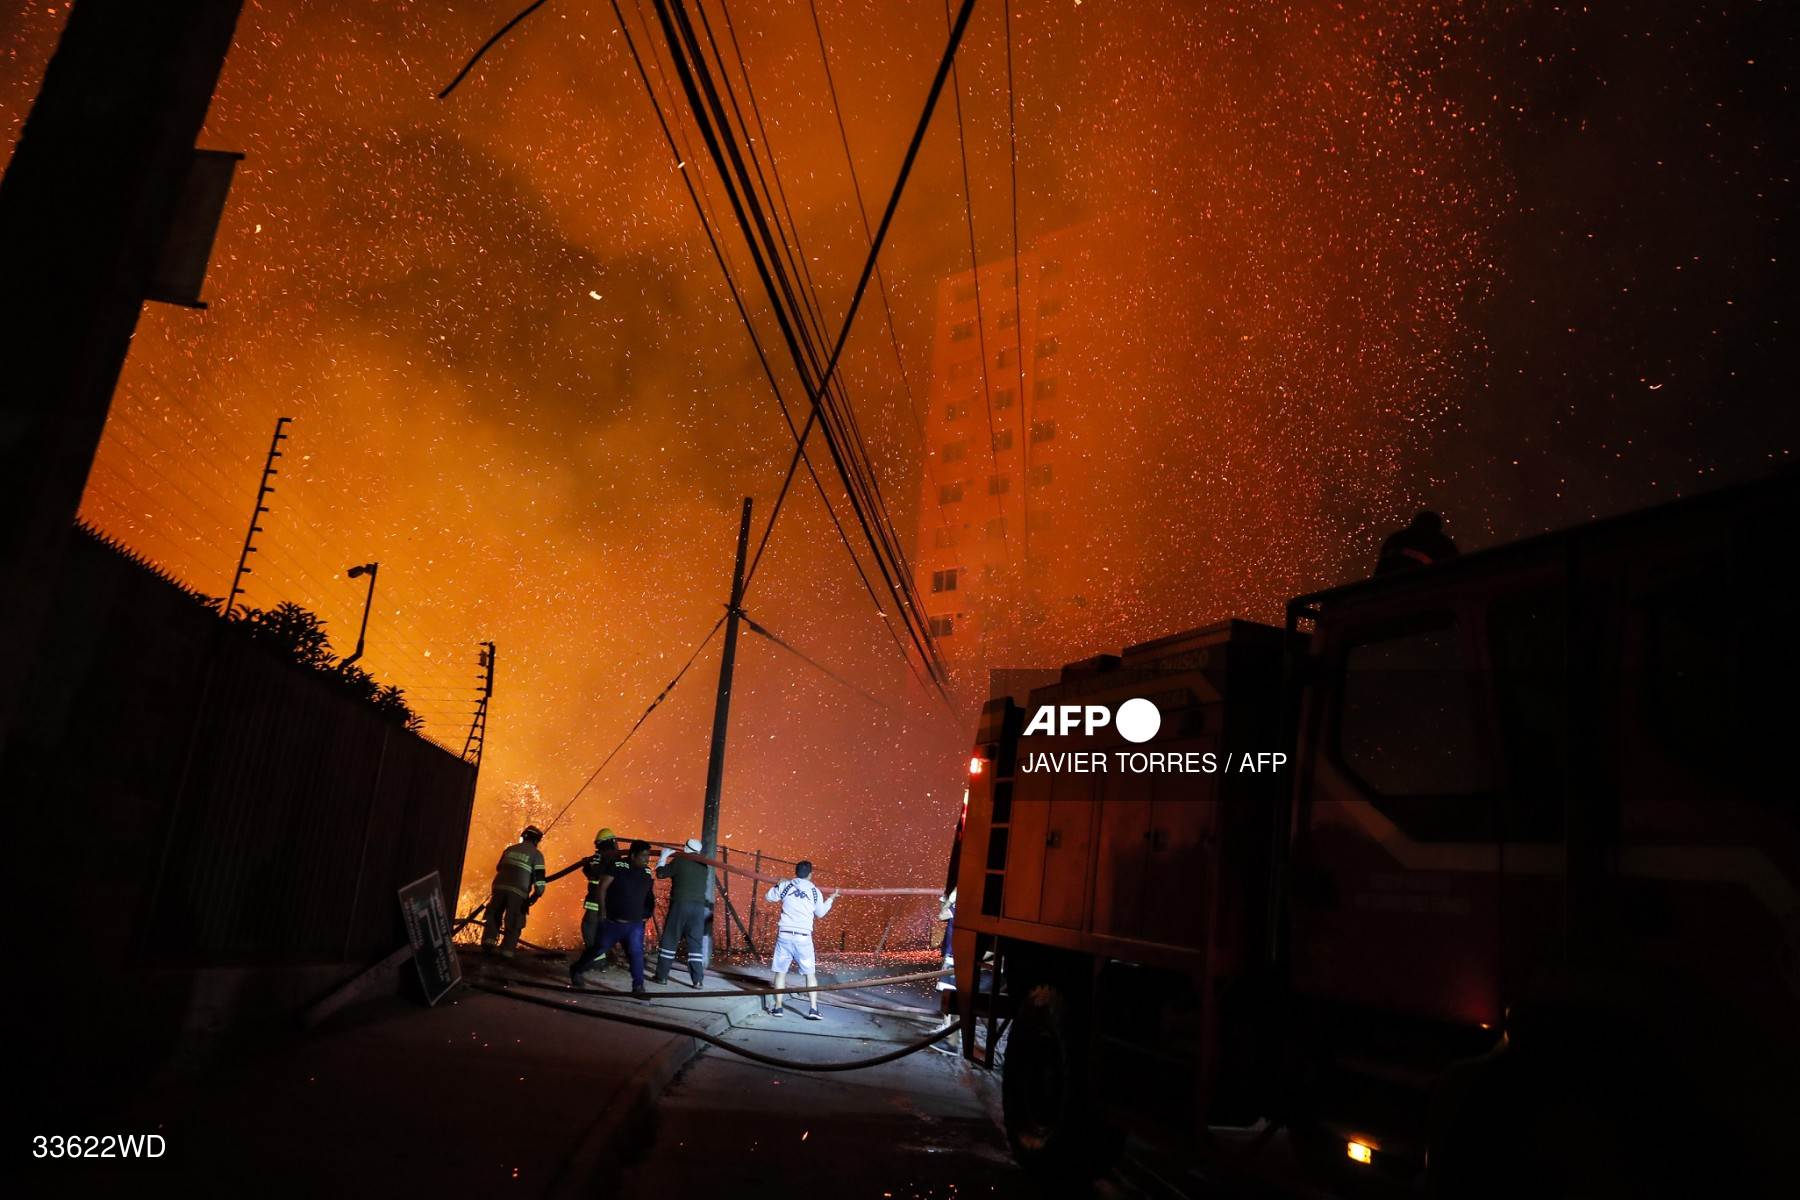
[985,517,1008,541]
[992,429,1015,452]
[929,615,955,638]
[998,311,1018,331]
[993,387,1015,410]
[996,347,1017,370]
[1035,335,1059,359]
[931,568,961,593]
[952,281,977,304]
[989,474,1011,496]
[1034,378,1058,401]
[1037,297,1063,318]
[943,402,965,422]
[941,441,967,463]
[932,525,959,548]
[1028,463,1053,487]
[938,481,965,505]
[1030,420,1057,444]
[949,320,976,342]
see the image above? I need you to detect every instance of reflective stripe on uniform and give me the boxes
[584,901,600,911]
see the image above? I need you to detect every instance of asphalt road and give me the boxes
[605,975,1321,1200]
[610,978,1028,1199]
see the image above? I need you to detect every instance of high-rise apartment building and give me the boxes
[913,228,1093,688]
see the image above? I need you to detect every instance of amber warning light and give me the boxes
[1347,1141,1374,1165]
[969,756,985,776]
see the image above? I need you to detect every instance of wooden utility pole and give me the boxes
[0,0,245,758]
[699,497,753,967]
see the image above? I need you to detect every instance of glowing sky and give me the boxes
[3,1,1792,943]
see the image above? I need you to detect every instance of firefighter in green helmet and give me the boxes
[482,824,547,959]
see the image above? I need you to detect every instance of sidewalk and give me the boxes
[56,945,761,1195]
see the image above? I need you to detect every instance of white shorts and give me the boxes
[772,931,815,975]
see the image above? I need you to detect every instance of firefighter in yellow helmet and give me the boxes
[482,824,547,959]
[579,827,619,963]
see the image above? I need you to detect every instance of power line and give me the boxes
[82,461,230,587]
[941,0,1007,549]
[1003,0,1032,565]
[704,3,944,592]
[709,0,947,590]
[801,0,925,438]
[437,0,555,98]
[740,609,888,710]
[648,0,972,697]
[541,614,725,836]
[445,0,973,711]
[611,0,943,703]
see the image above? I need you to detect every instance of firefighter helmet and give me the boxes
[521,824,544,842]
[595,826,616,847]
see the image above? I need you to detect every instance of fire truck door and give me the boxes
[1142,738,1218,948]
[1093,774,1151,936]
[1041,771,1097,929]
[1290,612,1503,1027]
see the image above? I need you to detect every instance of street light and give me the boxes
[341,561,379,668]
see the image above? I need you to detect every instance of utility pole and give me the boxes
[699,497,753,969]
[0,1,246,759]
[464,641,495,766]
[224,416,290,618]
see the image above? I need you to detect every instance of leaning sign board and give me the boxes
[398,872,462,1006]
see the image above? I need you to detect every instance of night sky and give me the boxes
[2,1,1793,940]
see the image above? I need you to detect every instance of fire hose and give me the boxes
[461,841,945,937]
[551,965,950,1001]
[540,843,941,896]
[471,979,962,1071]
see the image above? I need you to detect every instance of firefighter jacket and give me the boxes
[586,852,622,910]
[493,840,547,901]
[581,852,627,913]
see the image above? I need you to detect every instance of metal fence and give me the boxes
[708,846,942,960]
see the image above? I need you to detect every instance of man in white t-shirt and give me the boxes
[764,860,838,1020]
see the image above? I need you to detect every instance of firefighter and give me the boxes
[482,824,547,959]
[654,837,712,987]
[1375,509,1460,575]
[578,827,619,964]
[569,840,656,997]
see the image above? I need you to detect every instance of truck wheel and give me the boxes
[1003,983,1118,1183]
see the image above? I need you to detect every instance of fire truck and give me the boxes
[950,474,1798,1197]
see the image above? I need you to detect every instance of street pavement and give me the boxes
[609,976,1030,1200]
[45,944,762,1193]
[31,940,1318,1198]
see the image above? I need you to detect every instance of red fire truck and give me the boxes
[951,474,1797,1197]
